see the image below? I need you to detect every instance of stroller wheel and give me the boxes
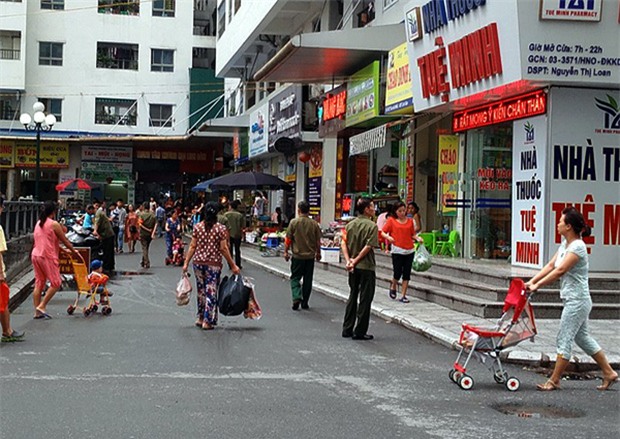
[494,372,507,384]
[103,307,112,316]
[452,371,463,383]
[458,374,474,390]
[83,308,91,317]
[92,305,98,313]
[505,377,520,392]
[67,305,75,315]
[449,369,457,382]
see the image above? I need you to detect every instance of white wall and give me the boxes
[0,0,27,90]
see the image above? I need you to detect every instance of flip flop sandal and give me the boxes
[398,297,410,303]
[536,380,560,391]
[34,310,52,320]
[389,289,397,299]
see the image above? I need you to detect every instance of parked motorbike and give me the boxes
[66,224,104,259]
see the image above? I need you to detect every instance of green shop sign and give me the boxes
[346,61,380,127]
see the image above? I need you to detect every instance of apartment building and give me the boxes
[0,0,225,203]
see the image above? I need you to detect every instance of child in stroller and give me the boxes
[166,237,185,266]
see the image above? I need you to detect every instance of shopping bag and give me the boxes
[175,273,192,306]
[242,277,262,320]
[412,244,432,272]
[218,275,251,316]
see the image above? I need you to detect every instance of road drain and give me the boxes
[493,403,584,419]
[114,271,153,276]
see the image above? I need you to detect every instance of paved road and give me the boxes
[1,239,618,439]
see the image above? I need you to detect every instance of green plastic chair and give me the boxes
[418,232,435,253]
[435,231,461,257]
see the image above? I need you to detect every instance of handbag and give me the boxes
[218,275,251,316]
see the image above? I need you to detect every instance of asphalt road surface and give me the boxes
[1,239,618,439]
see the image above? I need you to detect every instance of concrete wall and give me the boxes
[4,235,33,284]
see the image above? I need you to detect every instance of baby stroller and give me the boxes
[66,256,112,317]
[166,238,185,266]
[449,278,537,391]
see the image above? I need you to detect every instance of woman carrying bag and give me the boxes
[183,202,240,330]
[381,201,423,303]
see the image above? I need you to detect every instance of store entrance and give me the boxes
[463,124,512,260]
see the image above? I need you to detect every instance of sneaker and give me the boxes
[1,330,25,343]
[398,296,410,303]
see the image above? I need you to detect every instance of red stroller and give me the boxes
[449,278,537,391]
[166,238,185,266]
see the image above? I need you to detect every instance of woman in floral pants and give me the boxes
[183,202,240,330]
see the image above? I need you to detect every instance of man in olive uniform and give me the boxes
[284,201,322,310]
[94,203,116,273]
[139,202,158,269]
[341,197,378,340]
[224,200,244,269]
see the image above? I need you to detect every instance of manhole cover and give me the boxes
[493,403,584,419]
[114,270,153,276]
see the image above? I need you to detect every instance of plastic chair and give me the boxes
[418,232,435,253]
[436,231,461,257]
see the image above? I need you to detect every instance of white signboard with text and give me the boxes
[512,115,547,268]
[547,87,620,272]
[249,103,269,158]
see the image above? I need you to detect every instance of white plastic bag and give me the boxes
[175,273,192,306]
[412,244,432,272]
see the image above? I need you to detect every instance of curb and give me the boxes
[242,254,620,370]
[8,268,35,313]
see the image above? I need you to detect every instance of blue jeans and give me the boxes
[117,227,125,251]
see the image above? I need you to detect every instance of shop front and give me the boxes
[404,0,619,270]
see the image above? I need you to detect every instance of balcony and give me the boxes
[0,48,19,60]
[96,42,139,70]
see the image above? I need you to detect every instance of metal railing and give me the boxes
[0,48,20,60]
[1,201,43,241]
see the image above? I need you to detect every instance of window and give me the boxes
[217,1,226,38]
[37,98,62,122]
[97,42,139,70]
[98,0,139,15]
[151,49,174,72]
[39,42,63,66]
[149,104,173,127]
[0,30,21,60]
[41,0,64,9]
[95,98,137,125]
[0,96,20,121]
[152,0,174,17]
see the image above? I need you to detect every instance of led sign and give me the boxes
[322,90,347,121]
[452,90,547,132]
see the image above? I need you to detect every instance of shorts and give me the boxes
[392,252,415,281]
[32,255,62,291]
[0,282,9,313]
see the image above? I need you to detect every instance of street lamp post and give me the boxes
[20,102,56,200]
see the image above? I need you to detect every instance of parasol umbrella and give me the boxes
[56,178,93,192]
[194,171,292,191]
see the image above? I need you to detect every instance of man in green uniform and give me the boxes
[341,197,378,340]
[284,201,322,310]
[94,203,116,273]
[139,202,158,269]
[224,200,244,269]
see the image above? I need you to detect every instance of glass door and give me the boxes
[464,124,513,259]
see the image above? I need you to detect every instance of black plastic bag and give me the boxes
[218,275,251,316]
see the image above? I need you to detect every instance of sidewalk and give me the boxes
[241,244,620,370]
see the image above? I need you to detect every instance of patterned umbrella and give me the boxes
[55,178,93,191]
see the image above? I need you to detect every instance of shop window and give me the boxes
[39,41,63,66]
[98,0,140,15]
[41,0,64,9]
[152,0,174,17]
[95,98,137,125]
[97,42,139,70]
[151,49,174,72]
[149,104,173,127]
[37,97,62,122]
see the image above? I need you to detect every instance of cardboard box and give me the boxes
[320,247,340,263]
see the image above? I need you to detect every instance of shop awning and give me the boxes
[196,114,249,134]
[253,24,405,83]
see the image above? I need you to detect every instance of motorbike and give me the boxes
[66,224,104,259]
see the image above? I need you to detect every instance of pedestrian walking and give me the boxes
[165,210,182,262]
[341,198,378,341]
[124,204,140,253]
[115,199,127,253]
[526,207,618,391]
[183,202,240,330]
[283,201,322,310]
[0,198,25,342]
[31,201,80,319]
[376,203,393,253]
[94,203,115,273]
[138,202,158,269]
[381,201,423,303]
[224,200,244,269]
[109,202,120,252]
[155,203,166,237]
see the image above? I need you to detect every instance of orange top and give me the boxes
[382,217,415,250]
[88,271,109,286]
